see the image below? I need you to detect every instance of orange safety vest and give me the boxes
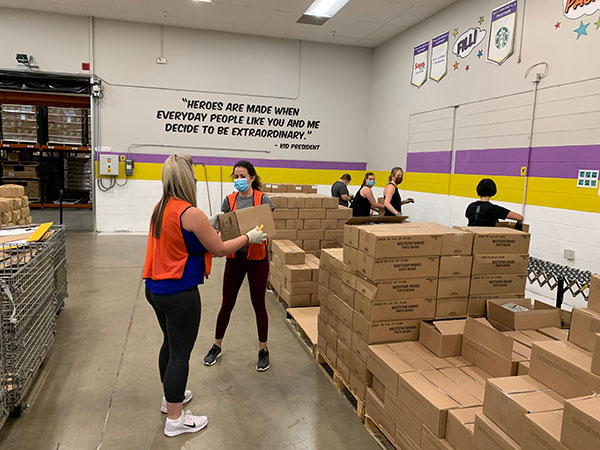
[226,190,267,260]
[143,197,212,280]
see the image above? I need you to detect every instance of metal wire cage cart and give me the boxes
[0,225,67,418]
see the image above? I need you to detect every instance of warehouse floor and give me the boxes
[0,233,379,450]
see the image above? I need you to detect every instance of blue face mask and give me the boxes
[234,178,249,192]
[367,179,375,187]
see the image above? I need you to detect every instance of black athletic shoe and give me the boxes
[256,349,270,372]
[203,344,222,366]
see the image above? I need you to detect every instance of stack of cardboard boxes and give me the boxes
[47,107,91,146]
[1,104,38,143]
[0,184,32,226]
[270,193,351,256]
[262,183,318,194]
[459,227,530,317]
[269,240,320,307]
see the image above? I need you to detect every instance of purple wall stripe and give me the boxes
[104,152,367,171]
[406,151,452,174]
[407,145,600,179]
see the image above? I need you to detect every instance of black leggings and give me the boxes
[145,286,201,403]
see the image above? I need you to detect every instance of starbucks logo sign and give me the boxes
[495,27,510,49]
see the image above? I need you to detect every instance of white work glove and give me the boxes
[246,226,268,244]
[209,212,223,230]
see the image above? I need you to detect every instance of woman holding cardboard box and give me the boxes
[383,167,414,216]
[352,172,385,217]
[203,160,275,372]
[143,154,267,437]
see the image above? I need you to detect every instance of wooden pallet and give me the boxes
[364,415,399,450]
[286,307,319,357]
[316,348,366,422]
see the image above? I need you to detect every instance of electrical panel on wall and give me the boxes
[99,155,119,176]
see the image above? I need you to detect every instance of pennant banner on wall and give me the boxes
[411,41,429,88]
[430,32,449,82]
[487,0,518,65]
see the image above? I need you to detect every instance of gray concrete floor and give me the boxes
[0,233,379,450]
[31,209,94,231]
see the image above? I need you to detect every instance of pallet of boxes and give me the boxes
[0,184,32,226]
[265,183,351,258]
[317,222,578,449]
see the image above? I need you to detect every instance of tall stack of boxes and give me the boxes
[0,184,32,226]
[47,107,91,146]
[460,227,530,318]
[1,104,38,143]
[270,193,351,256]
[270,240,320,307]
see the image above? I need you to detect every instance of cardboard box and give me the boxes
[488,298,562,331]
[439,256,473,278]
[354,291,436,321]
[561,395,600,450]
[396,370,476,438]
[271,196,288,208]
[349,372,367,401]
[421,426,455,450]
[469,274,527,295]
[473,413,520,450]
[358,224,444,258]
[285,219,303,231]
[386,390,423,446]
[298,208,326,219]
[273,208,299,220]
[468,293,525,318]
[326,206,352,219]
[538,327,568,342]
[372,375,386,401]
[437,277,470,299]
[447,407,481,450]
[344,225,361,248]
[329,275,342,298]
[273,229,298,240]
[302,184,318,194]
[588,274,600,312]
[529,340,600,399]
[337,321,352,348]
[318,268,330,288]
[522,410,565,450]
[591,334,600,376]
[425,223,474,256]
[343,245,358,267]
[286,280,318,295]
[0,184,25,198]
[304,197,322,208]
[273,219,286,229]
[282,264,312,282]
[483,375,564,444]
[298,229,325,240]
[471,254,529,275]
[341,268,358,289]
[321,218,338,230]
[365,388,396,439]
[336,355,351,383]
[356,253,439,280]
[366,345,418,396]
[396,426,421,450]
[436,297,468,319]
[568,308,600,352]
[355,277,438,301]
[420,320,466,358]
[461,318,519,377]
[351,331,369,364]
[340,282,355,308]
[272,241,305,264]
[353,316,420,344]
[456,226,531,255]
[322,196,339,209]
[280,288,311,307]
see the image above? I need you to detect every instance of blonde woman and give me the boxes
[383,167,414,216]
[143,154,267,437]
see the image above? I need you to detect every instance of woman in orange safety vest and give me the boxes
[203,160,275,372]
[143,154,267,437]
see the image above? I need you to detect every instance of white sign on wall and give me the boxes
[563,0,600,19]
[453,27,486,59]
[488,0,518,65]
[411,42,429,88]
[430,32,449,82]
[577,169,599,188]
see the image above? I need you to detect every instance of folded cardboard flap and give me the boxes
[487,298,561,331]
[446,407,481,450]
[561,395,600,450]
[522,410,563,450]
[474,412,520,450]
[592,334,600,376]
[464,317,513,359]
[568,308,600,352]
[589,274,600,312]
[419,319,466,358]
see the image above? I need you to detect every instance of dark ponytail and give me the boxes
[232,160,262,191]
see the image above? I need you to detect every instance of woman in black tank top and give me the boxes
[352,172,385,217]
[384,167,414,216]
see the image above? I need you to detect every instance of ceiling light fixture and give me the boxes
[192,0,212,3]
[305,0,350,18]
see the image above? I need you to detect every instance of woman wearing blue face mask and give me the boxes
[203,161,275,372]
[352,172,385,217]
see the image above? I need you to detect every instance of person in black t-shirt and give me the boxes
[465,178,524,228]
[383,167,414,216]
[352,172,385,217]
[331,174,352,206]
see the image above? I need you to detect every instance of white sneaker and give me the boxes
[161,389,193,413]
[164,410,208,437]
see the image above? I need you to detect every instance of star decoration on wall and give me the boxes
[555,22,561,29]
[477,49,483,58]
[479,16,485,25]
[465,65,470,71]
[453,61,459,70]
[595,16,600,30]
[453,28,459,37]
[574,20,589,39]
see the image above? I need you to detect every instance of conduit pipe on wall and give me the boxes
[522,62,549,219]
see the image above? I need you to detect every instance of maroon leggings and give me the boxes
[215,255,269,342]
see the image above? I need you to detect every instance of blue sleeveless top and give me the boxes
[145,227,206,295]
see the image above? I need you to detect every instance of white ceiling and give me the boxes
[0,0,457,47]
